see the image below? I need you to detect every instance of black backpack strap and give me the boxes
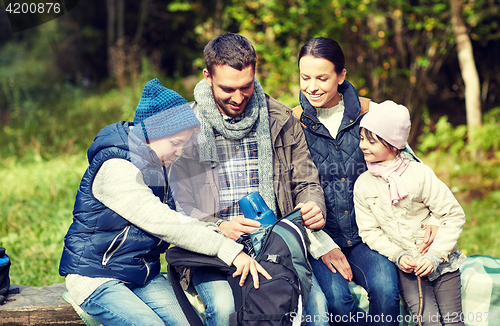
[227,273,244,326]
[167,263,205,326]
[282,207,303,224]
[277,208,313,305]
[273,221,312,304]
[166,247,235,272]
[166,247,237,326]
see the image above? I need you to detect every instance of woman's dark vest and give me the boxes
[297,81,366,248]
[59,122,174,285]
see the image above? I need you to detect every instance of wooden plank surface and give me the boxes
[0,283,84,325]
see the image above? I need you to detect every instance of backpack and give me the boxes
[0,247,11,305]
[166,208,312,326]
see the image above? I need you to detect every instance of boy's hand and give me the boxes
[399,255,417,273]
[232,251,271,288]
[415,258,434,277]
[219,216,261,240]
[295,202,325,230]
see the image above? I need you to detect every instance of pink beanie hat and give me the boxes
[360,100,411,149]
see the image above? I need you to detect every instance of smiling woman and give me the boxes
[299,55,346,109]
[294,37,403,326]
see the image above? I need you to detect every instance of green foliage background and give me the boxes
[0,0,499,287]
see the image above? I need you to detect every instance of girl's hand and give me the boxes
[415,258,434,277]
[232,252,271,289]
[399,255,417,273]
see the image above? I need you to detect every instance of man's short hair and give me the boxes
[204,33,257,76]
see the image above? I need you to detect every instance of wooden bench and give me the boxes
[1,255,499,326]
[0,283,84,325]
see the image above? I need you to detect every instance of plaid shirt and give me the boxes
[215,117,259,221]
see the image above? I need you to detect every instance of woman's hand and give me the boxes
[321,248,353,281]
[419,225,439,255]
[232,252,271,288]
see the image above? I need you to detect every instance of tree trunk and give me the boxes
[214,0,224,35]
[117,0,125,42]
[106,0,115,76]
[449,0,482,146]
[132,0,149,45]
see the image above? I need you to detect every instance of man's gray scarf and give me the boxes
[194,78,277,215]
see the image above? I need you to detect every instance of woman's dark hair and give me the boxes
[204,33,257,76]
[298,37,345,74]
[360,128,400,155]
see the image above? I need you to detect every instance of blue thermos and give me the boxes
[0,248,9,266]
[239,192,277,226]
[0,246,10,304]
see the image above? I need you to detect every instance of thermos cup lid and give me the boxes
[238,192,277,226]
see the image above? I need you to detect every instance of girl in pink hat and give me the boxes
[354,100,466,326]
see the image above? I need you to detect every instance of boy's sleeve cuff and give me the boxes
[306,229,339,260]
[217,239,244,266]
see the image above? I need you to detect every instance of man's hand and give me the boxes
[419,225,438,255]
[415,258,434,277]
[320,248,353,281]
[218,216,261,240]
[399,255,417,273]
[232,251,272,289]
[295,202,325,230]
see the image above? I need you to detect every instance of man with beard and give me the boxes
[172,33,337,326]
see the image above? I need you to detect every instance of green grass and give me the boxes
[0,150,499,287]
[0,153,87,286]
[421,151,500,257]
[458,192,500,257]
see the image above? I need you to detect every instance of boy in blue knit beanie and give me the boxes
[59,78,270,326]
[133,78,200,143]
[131,78,201,166]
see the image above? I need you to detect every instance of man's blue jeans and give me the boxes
[192,266,330,326]
[309,243,400,326]
[81,274,189,326]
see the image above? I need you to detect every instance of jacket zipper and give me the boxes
[142,257,151,284]
[102,225,130,266]
[337,112,363,135]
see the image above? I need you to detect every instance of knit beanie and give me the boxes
[360,100,411,149]
[133,78,200,142]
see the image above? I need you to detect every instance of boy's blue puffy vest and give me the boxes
[59,122,175,285]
